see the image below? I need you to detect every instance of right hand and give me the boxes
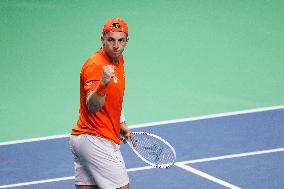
[102,65,115,86]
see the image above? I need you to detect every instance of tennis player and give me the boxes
[70,18,131,189]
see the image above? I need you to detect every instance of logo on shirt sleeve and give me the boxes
[86,81,93,86]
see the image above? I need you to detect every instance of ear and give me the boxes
[100,35,104,43]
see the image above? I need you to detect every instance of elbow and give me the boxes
[86,100,101,114]
[86,94,105,114]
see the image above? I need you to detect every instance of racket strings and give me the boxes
[130,134,175,166]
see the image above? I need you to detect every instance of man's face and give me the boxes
[101,32,128,62]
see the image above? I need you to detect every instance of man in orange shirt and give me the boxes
[70,18,131,189]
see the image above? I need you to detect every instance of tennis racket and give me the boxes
[126,132,176,168]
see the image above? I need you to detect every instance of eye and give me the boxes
[118,38,126,43]
[107,38,114,42]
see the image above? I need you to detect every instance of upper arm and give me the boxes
[82,63,102,94]
[82,63,104,113]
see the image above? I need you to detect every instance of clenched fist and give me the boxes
[102,65,115,86]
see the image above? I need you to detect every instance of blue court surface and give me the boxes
[0,106,284,189]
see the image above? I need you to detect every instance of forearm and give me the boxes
[86,79,109,113]
[120,112,130,131]
[86,65,115,114]
[120,111,131,143]
[86,91,106,114]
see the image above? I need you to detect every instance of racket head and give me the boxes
[127,132,176,168]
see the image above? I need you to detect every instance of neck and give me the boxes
[108,57,119,65]
[112,58,119,64]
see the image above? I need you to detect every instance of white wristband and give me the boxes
[120,111,126,123]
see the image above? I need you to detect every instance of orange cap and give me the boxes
[102,18,128,36]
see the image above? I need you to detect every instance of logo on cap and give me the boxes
[110,23,121,30]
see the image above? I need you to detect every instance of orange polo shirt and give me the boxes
[71,48,125,144]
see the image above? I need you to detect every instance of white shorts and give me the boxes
[69,134,129,189]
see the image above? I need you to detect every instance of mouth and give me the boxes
[113,51,120,55]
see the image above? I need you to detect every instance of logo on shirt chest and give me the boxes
[113,75,118,83]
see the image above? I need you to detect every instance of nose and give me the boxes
[113,41,119,49]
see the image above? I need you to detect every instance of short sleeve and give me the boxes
[82,62,102,93]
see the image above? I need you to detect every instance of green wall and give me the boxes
[0,0,283,142]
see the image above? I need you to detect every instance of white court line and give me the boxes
[0,166,154,189]
[0,147,283,188]
[175,147,284,189]
[0,176,75,189]
[1,105,284,146]
[0,134,70,146]
[175,163,242,189]
[127,165,154,172]
[180,147,284,164]
[130,105,284,129]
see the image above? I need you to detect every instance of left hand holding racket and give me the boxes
[120,123,131,143]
